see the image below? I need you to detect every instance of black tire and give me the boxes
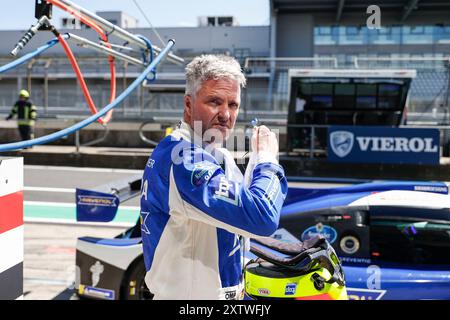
[122,258,153,300]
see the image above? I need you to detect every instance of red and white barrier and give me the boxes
[0,157,23,300]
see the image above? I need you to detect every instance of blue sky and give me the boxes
[1,0,270,30]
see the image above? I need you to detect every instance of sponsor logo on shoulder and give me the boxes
[301,223,338,244]
[191,162,216,187]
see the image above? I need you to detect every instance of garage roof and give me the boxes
[270,0,450,23]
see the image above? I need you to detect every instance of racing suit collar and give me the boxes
[176,120,222,150]
[174,121,243,183]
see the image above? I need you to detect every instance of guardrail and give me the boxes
[353,57,450,69]
[74,125,109,152]
[244,57,339,70]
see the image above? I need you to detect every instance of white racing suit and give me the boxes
[140,121,288,300]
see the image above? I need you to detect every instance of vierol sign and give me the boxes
[328,126,440,165]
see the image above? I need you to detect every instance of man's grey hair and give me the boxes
[185,54,247,97]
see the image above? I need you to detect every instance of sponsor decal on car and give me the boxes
[301,223,338,244]
[414,185,448,193]
[77,195,117,207]
[339,235,360,255]
[90,261,104,287]
[341,257,372,264]
[76,189,120,222]
[78,285,115,300]
[346,288,386,300]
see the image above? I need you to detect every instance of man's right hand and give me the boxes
[251,125,279,162]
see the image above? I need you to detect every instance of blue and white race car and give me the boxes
[74,180,450,300]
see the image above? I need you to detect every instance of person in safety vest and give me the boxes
[6,90,37,143]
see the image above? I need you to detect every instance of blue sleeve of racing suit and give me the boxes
[171,146,288,237]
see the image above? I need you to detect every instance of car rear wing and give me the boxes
[76,174,142,222]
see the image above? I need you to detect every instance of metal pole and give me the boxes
[243,87,248,121]
[445,60,450,125]
[27,59,36,94]
[123,61,128,116]
[75,129,80,153]
[67,33,146,67]
[310,126,315,159]
[58,0,146,47]
[138,84,144,117]
[44,59,52,115]
[17,77,22,96]
[57,0,184,65]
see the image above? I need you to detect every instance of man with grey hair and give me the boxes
[140,54,287,300]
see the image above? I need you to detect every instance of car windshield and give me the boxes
[370,212,450,265]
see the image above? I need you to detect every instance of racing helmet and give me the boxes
[244,236,348,300]
[19,89,30,99]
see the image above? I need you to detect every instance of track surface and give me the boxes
[24,165,142,299]
[24,222,127,300]
[23,165,348,300]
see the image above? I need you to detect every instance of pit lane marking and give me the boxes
[25,187,75,193]
[24,278,69,285]
[25,201,139,210]
[24,201,139,227]
[25,165,143,174]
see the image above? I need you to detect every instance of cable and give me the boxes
[57,33,110,124]
[0,40,175,152]
[46,0,116,125]
[132,0,166,47]
[137,35,154,65]
[137,35,156,82]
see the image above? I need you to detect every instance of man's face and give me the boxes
[184,78,240,143]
